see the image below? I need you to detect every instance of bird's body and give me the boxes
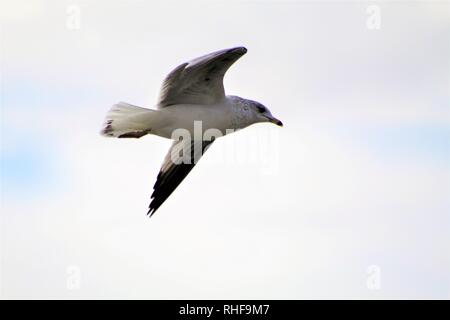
[150,97,250,138]
[101,47,282,216]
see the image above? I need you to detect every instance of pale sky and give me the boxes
[0,0,449,299]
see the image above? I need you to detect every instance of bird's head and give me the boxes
[249,100,283,127]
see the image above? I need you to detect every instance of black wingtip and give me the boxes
[147,207,156,218]
[227,46,247,55]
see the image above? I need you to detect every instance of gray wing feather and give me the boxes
[157,47,247,108]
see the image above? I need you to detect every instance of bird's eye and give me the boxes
[257,105,266,113]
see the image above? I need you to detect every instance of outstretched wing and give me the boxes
[157,46,247,107]
[148,139,214,216]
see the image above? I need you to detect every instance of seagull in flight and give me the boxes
[101,47,283,216]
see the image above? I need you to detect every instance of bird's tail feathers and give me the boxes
[101,102,155,138]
